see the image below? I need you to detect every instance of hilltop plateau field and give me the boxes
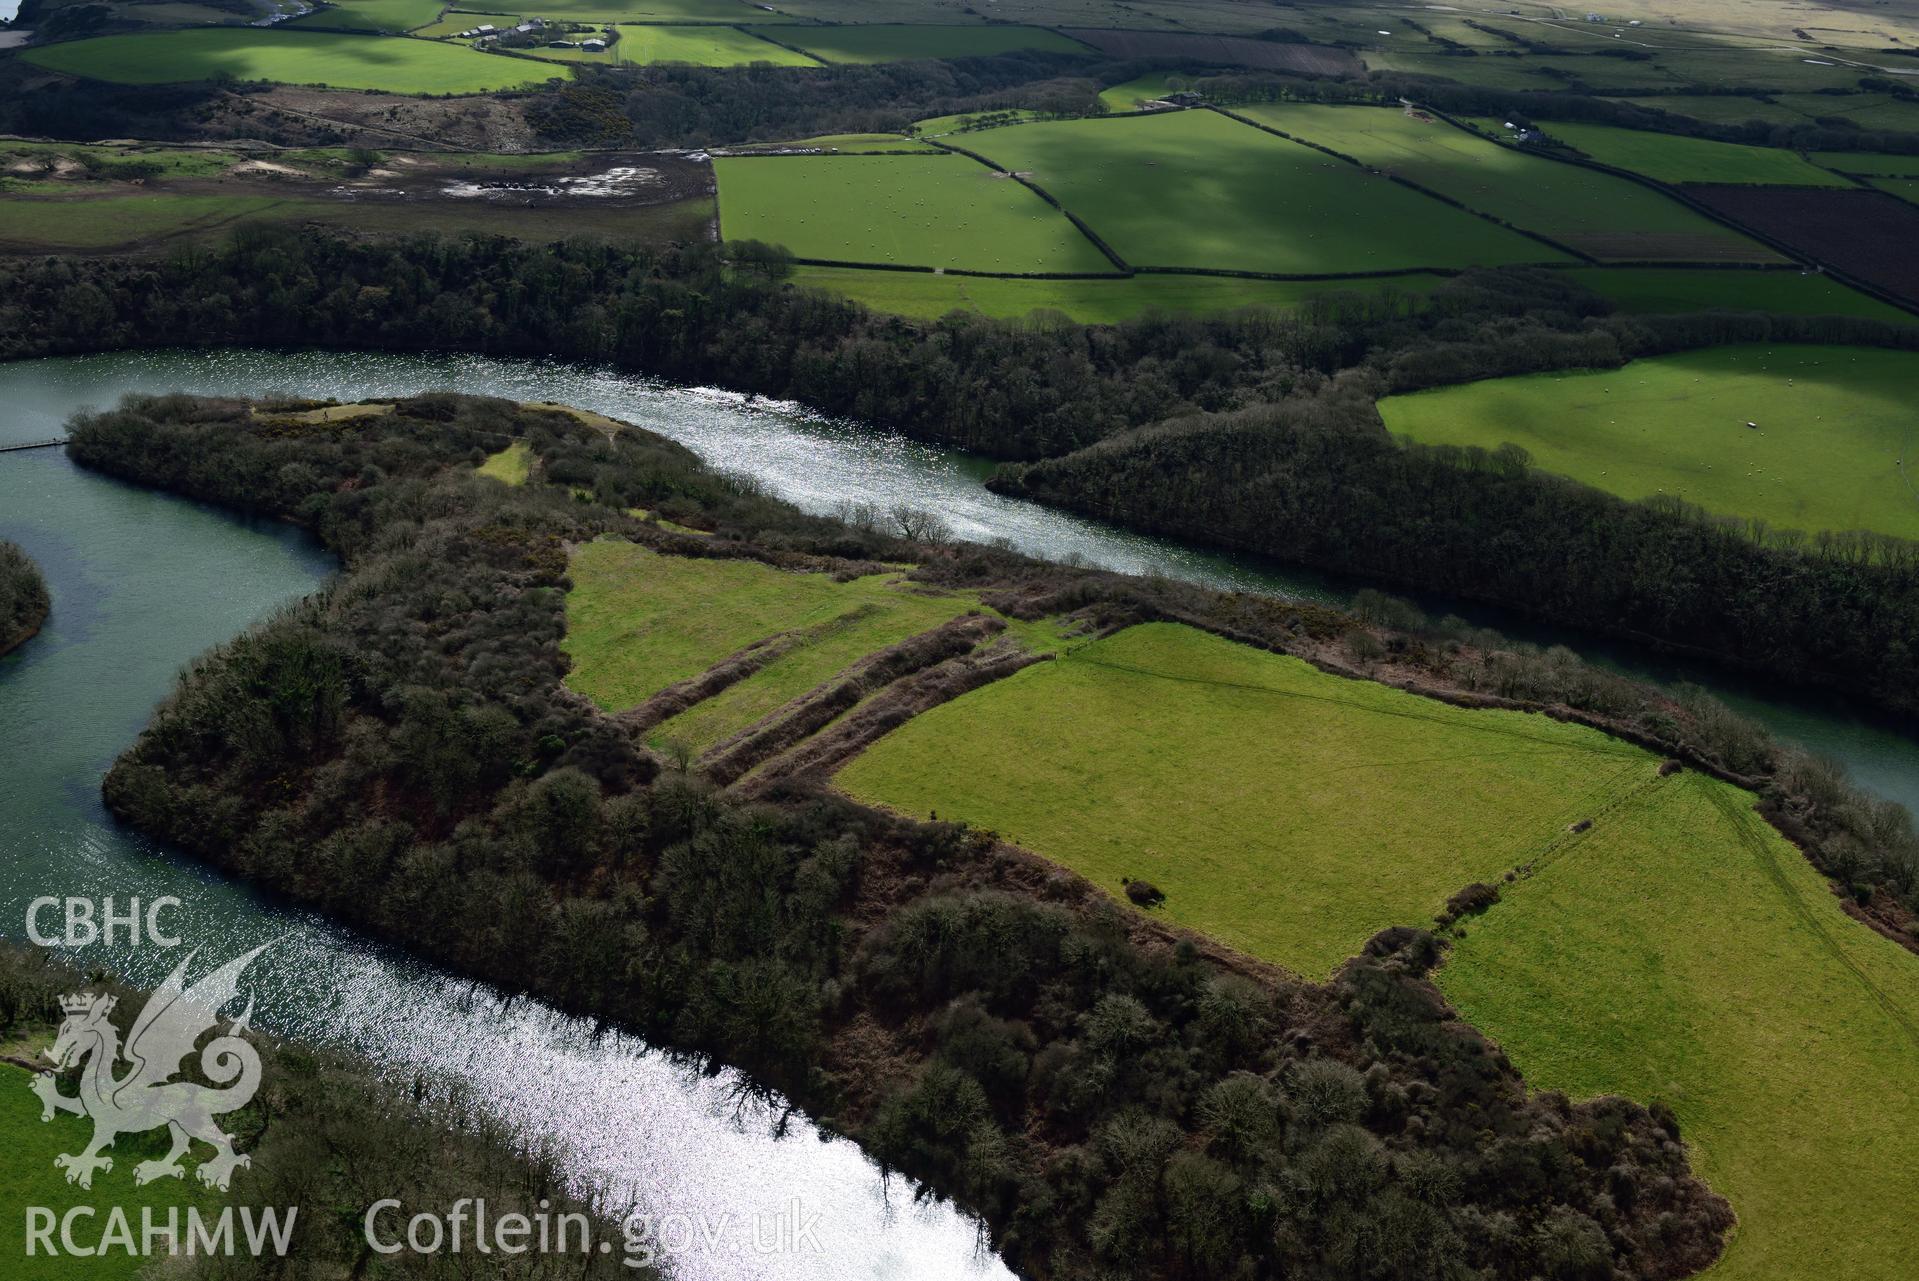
[1378,343,1919,540]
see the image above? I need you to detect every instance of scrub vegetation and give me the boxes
[0,540,50,656]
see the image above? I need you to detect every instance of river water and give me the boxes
[2,347,1915,1277]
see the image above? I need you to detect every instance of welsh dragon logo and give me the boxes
[30,943,274,1191]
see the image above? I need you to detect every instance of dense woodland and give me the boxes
[7,233,1919,707]
[67,393,1750,1281]
[0,946,648,1279]
[0,538,50,656]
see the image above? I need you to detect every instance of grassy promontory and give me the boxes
[0,540,49,657]
[65,390,1762,1281]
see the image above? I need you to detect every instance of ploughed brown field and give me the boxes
[1685,185,1919,306]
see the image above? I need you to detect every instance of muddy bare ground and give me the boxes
[0,144,718,252]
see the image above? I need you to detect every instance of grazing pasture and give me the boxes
[21,29,568,93]
[1569,267,1910,321]
[964,111,1565,274]
[754,23,1089,64]
[562,540,1032,750]
[1440,770,1919,1281]
[712,153,1114,272]
[1539,121,1850,186]
[1873,177,1919,206]
[835,621,1650,978]
[1241,103,1775,262]
[526,25,816,65]
[788,265,1446,322]
[1377,344,1919,540]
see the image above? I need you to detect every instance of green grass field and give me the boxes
[836,621,1649,978]
[476,441,531,484]
[1097,72,1190,111]
[0,1062,223,1279]
[1540,121,1850,186]
[1812,152,1919,177]
[788,264,1446,322]
[0,193,292,250]
[22,29,568,93]
[562,540,1053,749]
[1438,771,1919,1281]
[964,111,1565,274]
[286,0,443,31]
[1569,266,1912,320]
[712,153,1114,272]
[526,25,817,65]
[1241,103,1775,263]
[751,23,1089,64]
[1378,343,1919,540]
[1623,94,1808,127]
[1873,177,1919,206]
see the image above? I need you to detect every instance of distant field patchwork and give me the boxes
[525,25,816,65]
[713,153,1114,272]
[287,0,442,31]
[964,110,1566,274]
[754,23,1089,64]
[1539,121,1850,186]
[1241,103,1776,262]
[1378,343,1919,540]
[21,29,568,93]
